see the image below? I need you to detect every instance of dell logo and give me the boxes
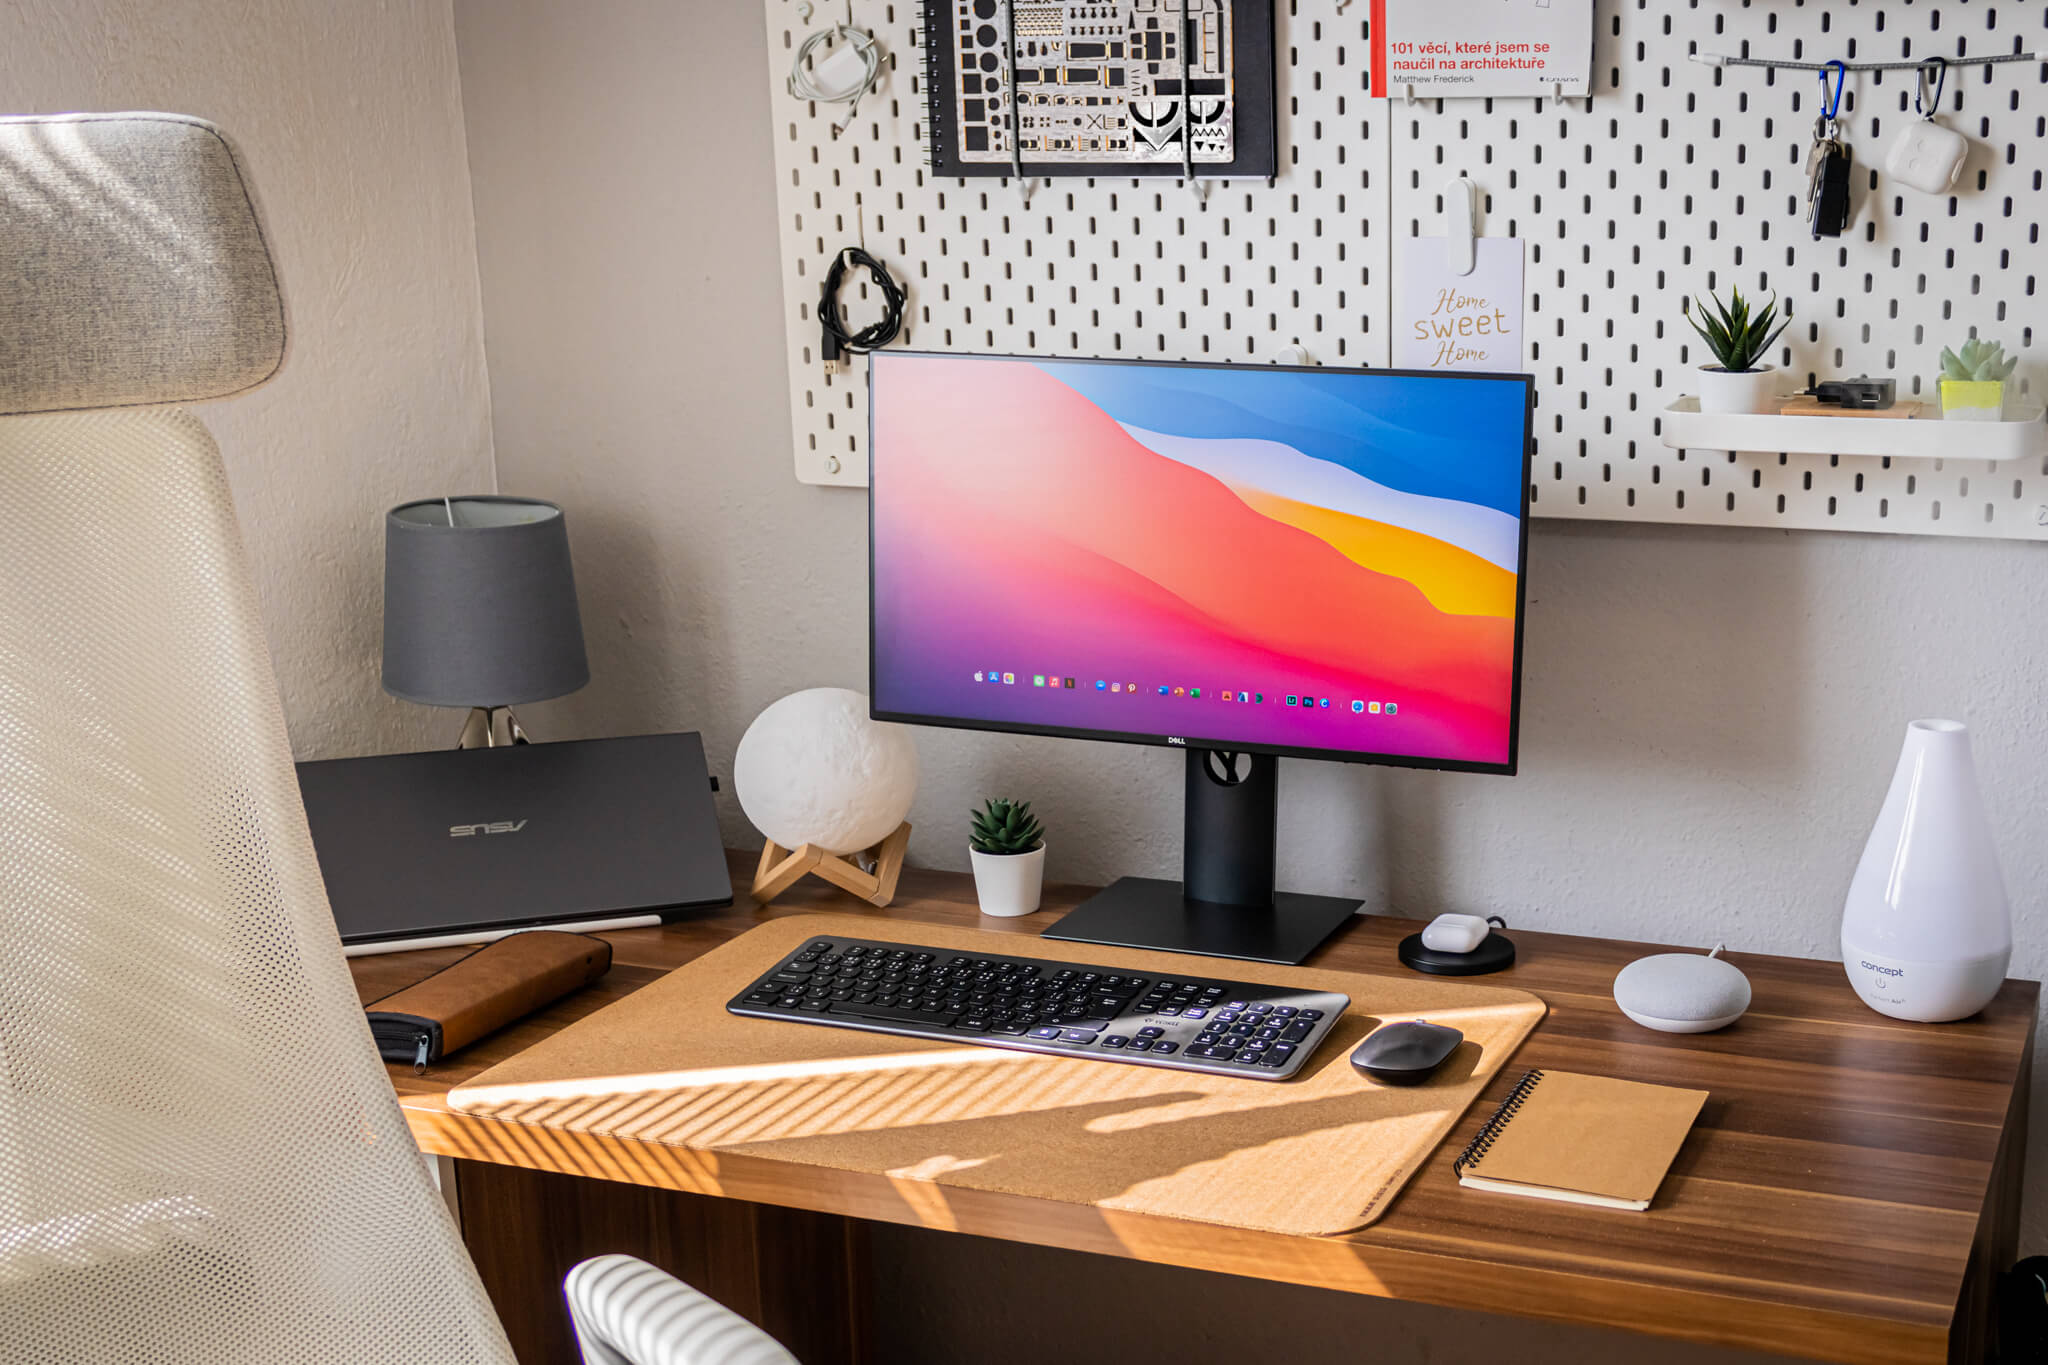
[1166,736,1187,746]
[450,820,528,838]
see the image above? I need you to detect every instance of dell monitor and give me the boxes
[869,351,1533,963]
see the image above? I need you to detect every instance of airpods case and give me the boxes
[1885,120,1969,195]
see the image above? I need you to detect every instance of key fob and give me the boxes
[1810,141,1852,239]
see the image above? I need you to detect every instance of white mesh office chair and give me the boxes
[0,110,801,1365]
[566,1256,801,1365]
[0,111,516,1365]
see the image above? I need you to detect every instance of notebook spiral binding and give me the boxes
[1453,1068,1545,1176]
[918,0,945,169]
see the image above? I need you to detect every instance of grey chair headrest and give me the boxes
[0,112,285,416]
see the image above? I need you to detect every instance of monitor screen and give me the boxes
[868,352,1532,772]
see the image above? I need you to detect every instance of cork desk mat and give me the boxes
[449,914,1548,1238]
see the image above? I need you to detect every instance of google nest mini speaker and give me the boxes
[1613,947,1752,1034]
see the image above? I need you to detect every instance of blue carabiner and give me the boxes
[1818,59,1848,123]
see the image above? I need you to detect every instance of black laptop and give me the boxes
[296,732,732,953]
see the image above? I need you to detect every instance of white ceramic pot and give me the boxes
[1841,719,2012,1022]
[1696,364,1782,415]
[970,843,1046,918]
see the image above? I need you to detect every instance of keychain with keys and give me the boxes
[1807,60,1853,239]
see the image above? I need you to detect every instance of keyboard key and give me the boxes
[1102,1036,1128,1048]
[1151,1042,1178,1055]
[1239,1049,1266,1064]
[1282,1022,1313,1043]
[1027,1026,1063,1040]
[1183,1008,1208,1020]
[1136,1026,1164,1038]
[1060,1029,1100,1044]
[1271,1006,1297,1017]
[823,998,958,1019]
[1299,1009,1323,1021]
[989,1022,1028,1034]
[1126,1039,1153,1052]
[1248,1002,1272,1014]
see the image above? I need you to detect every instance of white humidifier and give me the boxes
[1840,719,2011,1023]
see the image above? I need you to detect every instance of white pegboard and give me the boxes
[764,0,2048,541]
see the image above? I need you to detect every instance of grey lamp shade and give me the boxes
[382,496,590,708]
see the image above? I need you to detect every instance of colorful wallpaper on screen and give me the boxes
[870,353,1527,767]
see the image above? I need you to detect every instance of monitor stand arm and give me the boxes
[1040,750,1362,965]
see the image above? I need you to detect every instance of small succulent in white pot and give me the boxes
[1684,286,1792,414]
[968,798,1046,918]
[1937,338,2017,422]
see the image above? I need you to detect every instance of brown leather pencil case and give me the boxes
[366,930,612,1070]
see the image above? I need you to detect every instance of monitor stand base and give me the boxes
[1041,876,1361,965]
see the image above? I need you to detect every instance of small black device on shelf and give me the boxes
[727,935,1350,1081]
[1804,376,1896,410]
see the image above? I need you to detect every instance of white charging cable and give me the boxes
[788,23,884,135]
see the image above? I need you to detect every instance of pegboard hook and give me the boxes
[1818,60,1848,123]
[1445,176,1478,276]
[1915,57,1948,120]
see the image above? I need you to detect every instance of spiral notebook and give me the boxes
[1453,1070,1708,1211]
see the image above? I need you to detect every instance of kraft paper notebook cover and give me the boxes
[1452,1069,1707,1211]
[449,913,1549,1238]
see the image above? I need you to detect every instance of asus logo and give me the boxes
[450,820,528,838]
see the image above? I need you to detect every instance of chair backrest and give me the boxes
[564,1255,800,1365]
[0,112,513,1365]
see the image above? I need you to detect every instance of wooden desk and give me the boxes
[352,853,2035,1365]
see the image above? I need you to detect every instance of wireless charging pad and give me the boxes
[1397,930,1516,976]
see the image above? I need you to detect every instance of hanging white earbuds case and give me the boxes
[1886,120,1969,195]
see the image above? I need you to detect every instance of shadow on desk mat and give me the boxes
[448,913,1547,1237]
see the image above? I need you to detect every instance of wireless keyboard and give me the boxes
[727,934,1349,1081]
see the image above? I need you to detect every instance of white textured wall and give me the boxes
[0,0,496,759]
[452,3,2046,1360]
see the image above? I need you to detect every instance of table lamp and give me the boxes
[382,495,589,747]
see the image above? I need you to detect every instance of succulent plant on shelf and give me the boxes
[1682,286,1790,374]
[1938,338,2018,384]
[969,798,1043,857]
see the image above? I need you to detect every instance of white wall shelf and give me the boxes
[1661,399,2048,464]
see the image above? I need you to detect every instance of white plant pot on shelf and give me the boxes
[1841,719,2012,1023]
[1696,364,1782,415]
[970,843,1046,918]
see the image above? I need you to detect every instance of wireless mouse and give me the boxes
[1350,1020,1464,1085]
